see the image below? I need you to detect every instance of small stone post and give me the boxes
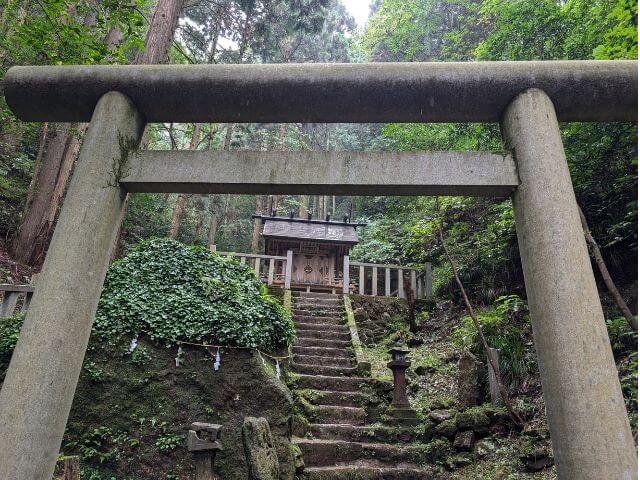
[502,88,637,478]
[187,422,222,480]
[0,92,144,479]
[386,345,419,425]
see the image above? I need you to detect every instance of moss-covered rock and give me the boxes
[456,407,490,434]
[349,295,410,345]
[434,418,457,439]
[63,340,295,480]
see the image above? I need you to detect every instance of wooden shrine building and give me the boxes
[257,215,364,292]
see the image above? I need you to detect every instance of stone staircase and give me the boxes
[290,292,436,480]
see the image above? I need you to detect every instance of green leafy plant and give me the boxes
[67,427,119,464]
[0,312,24,370]
[83,361,105,382]
[94,239,294,353]
[453,295,536,385]
[129,345,152,366]
[155,433,185,453]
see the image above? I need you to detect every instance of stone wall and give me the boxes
[349,294,410,345]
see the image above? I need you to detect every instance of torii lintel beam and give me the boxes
[4,60,637,123]
[120,150,519,197]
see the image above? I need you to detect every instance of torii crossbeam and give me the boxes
[0,61,637,480]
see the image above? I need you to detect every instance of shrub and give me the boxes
[0,312,24,370]
[95,238,294,353]
[453,295,536,385]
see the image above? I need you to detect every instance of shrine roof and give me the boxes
[259,216,362,244]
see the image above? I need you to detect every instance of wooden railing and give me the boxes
[209,247,432,299]
[346,258,432,300]
[211,246,292,289]
[0,284,35,317]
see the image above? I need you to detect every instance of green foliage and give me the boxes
[155,433,185,453]
[357,0,638,307]
[619,351,638,432]
[129,345,152,366]
[66,427,120,465]
[94,238,294,353]
[606,316,638,354]
[453,295,536,385]
[0,312,24,371]
[83,361,105,382]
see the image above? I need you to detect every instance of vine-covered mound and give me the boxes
[95,238,294,352]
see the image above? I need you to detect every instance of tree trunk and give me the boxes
[299,195,308,218]
[223,124,234,150]
[110,0,185,258]
[10,1,104,265]
[134,0,185,64]
[12,123,74,265]
[250,195,263,253]
[207,214,218,248]
[579,207,637,330]
[169,123,201,239]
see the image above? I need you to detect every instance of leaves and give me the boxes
[94,238,294,353]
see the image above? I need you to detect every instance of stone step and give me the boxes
[293,315,344,325]
[294,354,354,368]
[303,465,435,480]
[306,424,419,443]
[291,304,344,317]
[294,324,350,336]
[291,298,343,308]
[295,292,341,300]
[311,405,366,425]
[294,328,351,341]
[293,301,343,309]
[296,374,370,392]
[294,337,352,348]
[292,346,352,359]
[294,438,432,468]
[293,363,359,377]
[300,390,365,408]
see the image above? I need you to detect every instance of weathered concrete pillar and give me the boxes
[0,91,144,479]
[502,88,636,479]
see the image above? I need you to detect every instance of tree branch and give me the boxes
[578,206,637,331]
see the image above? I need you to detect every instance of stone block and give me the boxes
[453,430,475,451]
[242,417,280,480]
[457,350,481,408]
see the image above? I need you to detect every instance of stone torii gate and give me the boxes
[0,61,637,479]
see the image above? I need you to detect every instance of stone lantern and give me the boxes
[187,422,223,480]
[386,345,419,425]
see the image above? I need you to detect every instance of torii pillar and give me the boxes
[502,88,637,479]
